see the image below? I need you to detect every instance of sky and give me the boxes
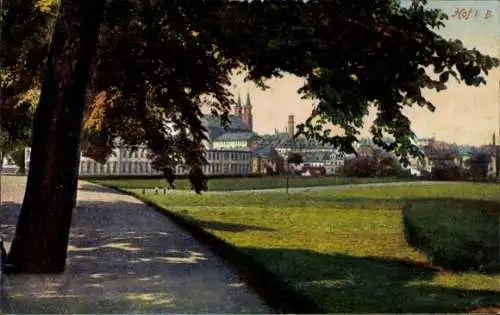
[225,0,500,145]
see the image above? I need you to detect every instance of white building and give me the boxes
[203,149,252,175]
[24,146,252,177]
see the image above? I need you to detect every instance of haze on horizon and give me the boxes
[226,0,499,146]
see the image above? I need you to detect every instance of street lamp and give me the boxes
[496,80,500,181]
[285,155,290,194]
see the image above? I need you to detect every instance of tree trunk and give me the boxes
[0,151,4,174]
[6,0,105,274]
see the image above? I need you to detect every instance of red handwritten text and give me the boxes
[451,8,494,20]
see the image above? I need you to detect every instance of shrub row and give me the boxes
[339,156,410,178]
[403,199,500,272]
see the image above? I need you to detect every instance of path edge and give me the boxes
[95,183,323,314]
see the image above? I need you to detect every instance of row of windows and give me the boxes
[207,163,250,174]
[118,149,252,162]
[81,161,156,174]
[80,160,251,175]
[325,161,344,167]
[206,151,251,161]
[176,164,251,174]
[120,149,148,159]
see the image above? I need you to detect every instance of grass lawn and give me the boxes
[90,175,416,191]
[127,183,500,313]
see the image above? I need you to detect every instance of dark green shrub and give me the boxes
[431,165,463,181]
[340,156,379,177]
[403,199,500,272]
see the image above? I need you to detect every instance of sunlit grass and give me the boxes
[125,183,500,313]
[91,175,415,191]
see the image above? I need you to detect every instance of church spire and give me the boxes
[245,91,252,108]
[242,91,253,131]
[234,92,242,118]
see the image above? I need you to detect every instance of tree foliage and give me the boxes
[341,156,380,178]
[81,0,498,193]
[465,152,490,180]
[0,0,56,166]
[287,152,303,165]
[0,0,57,130]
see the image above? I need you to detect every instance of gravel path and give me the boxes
[0,175,272,314]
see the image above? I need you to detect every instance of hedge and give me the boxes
[403,199,500,272]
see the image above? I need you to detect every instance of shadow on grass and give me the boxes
[0,197,271,314]
[240,247,500,313]
[180,216,275,233]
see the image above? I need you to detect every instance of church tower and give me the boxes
[234,93,242,118]
[243,92,253,131]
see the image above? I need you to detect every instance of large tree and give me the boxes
[3,0,499,273]
[4,0,106,273]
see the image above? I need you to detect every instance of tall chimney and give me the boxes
[288,115,295,139]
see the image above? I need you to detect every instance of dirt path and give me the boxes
[0,175,272,314]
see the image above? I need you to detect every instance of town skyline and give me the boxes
[226,1,500,146]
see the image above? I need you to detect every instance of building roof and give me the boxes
[251,133,289,157]
[277,137,336,150]
[422,143,458,159]
[302,151,332,162]
[201,115,251,140]
[214,131,259,142]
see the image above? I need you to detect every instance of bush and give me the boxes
[403,199,500,272]
[287,152,303,165]
[377,156,402,177]
[340,156,379,177]
[419,170,431,180]
[431,165,463,181]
